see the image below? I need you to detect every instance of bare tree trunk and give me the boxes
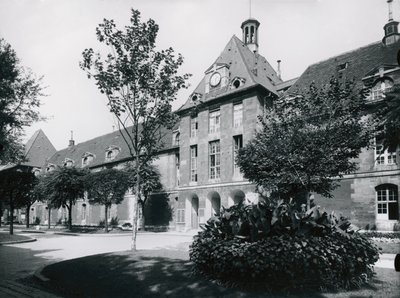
[9,199,14,235]
[105,205,108,233]
[0,201,2,227]
[48,206,51,229]
[26,206,30,228]
[140,200,145,230]
[306,191,310,210]
[68,200,72,230]
[131,157,140,251]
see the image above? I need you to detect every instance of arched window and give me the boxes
[174,133,180,146]
[376,184,399,220]
[82,153,94,167]
[46,164,55,172]
[63,158,74,167]
[105,146,120,161]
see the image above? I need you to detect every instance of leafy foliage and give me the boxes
[110,216,119,227]
[190,202,380,292]
[126,162,164,227]
[80,9,190,250]
[38,166,87,230]
[237,79,371,200]
[143,193,173,226]
[369,84,400,151]
[0,38,44,163]
[0,169,37,233]
[85,168,129,232]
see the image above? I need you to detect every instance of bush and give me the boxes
[34,217,41,225]
[189,201,379,292]
[110,216,119,227]
[98,219,105,227]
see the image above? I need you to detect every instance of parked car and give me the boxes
[118,222,133,231]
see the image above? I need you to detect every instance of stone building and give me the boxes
[28,4,400,231]
[286,4,400,230]
[0,129,56,223]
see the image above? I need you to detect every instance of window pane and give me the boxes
[388,202,399,220]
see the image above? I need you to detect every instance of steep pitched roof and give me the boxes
[0,129,56,171]
[24,129,56,167]
[288,40,400,94]
[179,35,282,111]
[47,126,176,169]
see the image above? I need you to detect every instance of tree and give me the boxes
[369,84,400,151]
[0,38,44,163]
[237,78,371,208]
[40,166,87,230]
[85,168,130,232]
[126,162,163,229]
[80,9,190,250]
[34,173,54,229]
[0,169,36,234]
[16,174,39,228]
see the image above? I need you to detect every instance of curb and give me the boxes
[33,266,50,282]
[20,230,46,234]
[53,232,80,236]
[0,237,37,245]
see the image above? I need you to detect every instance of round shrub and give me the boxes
[189,201,380,292]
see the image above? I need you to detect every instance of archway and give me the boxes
[230,189,246,205]
[207,191,221,217]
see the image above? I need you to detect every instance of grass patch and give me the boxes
[0,232,31,244]
[373,240,400,254]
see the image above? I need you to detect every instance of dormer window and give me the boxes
[369,78,394,101]
[63,158,74,168]
[32,168,41,176]
[82,152,95,167]
[190,93,202,103]
[46,164,55,172]
[105,146,120,161]
[337,62,349,72]
[205,63,230,93]
[230,77,246,89]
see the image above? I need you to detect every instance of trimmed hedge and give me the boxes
[189,201,380,292]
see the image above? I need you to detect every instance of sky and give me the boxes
[0,0,397,150]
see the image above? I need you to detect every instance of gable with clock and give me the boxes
[205,63,230,93]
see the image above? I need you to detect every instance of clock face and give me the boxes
[210,72,221,87]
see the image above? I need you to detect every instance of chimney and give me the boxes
[68,130,75,148]
[277,60,282,80]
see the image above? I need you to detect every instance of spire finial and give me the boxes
[70,130,73,140]
[388,0,394,21]
[249,0,252,18]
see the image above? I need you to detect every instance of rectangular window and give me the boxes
[176,209,185,223]
[376,185,399,220]
[209,140,221,179]
[233,135,243,174]
[233,103,243,128]
[175,153,180,186]
[375,140,398,165]
[190,117,198,138]
[209,109,220,133]
[190,146,198,182]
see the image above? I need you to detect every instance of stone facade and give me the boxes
[10,12,400,232]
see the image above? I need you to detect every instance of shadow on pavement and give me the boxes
[40,250,334,298]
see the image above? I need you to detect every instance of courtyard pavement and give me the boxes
[0,231,193,297]
[0,229,398,297]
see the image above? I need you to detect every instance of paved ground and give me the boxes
[0,231,193,297]
[0,230,398,297]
